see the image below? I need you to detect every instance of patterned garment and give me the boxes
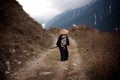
[61,35,67,48]
[56,34,70,61]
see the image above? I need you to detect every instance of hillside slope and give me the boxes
[70,25,120,80]
[0,0,52,80]
[45,0,120,32]
[0,0,120,80]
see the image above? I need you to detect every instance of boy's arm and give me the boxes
[66,36,70,46]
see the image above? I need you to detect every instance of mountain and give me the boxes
[45,0,120,32]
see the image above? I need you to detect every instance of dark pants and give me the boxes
[59,47,69,61]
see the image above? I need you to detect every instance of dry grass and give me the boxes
[0,0,53,79]
[70,25,120,80]
[1,0,120,80]
[47,27,61,37]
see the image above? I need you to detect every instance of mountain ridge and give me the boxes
[45,0,120,32]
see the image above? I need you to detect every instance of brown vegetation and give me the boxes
[0,0,52,79]
[0,0,120,80]
[70,25,120,80]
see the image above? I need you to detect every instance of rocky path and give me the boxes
[10,35,87,80]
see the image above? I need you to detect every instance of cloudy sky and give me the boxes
[17,0,94,24]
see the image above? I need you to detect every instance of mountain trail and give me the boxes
[10,34,87,80]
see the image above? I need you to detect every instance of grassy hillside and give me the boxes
[0,0,120,80]
[70,25,120,80]
[0,0,52,79]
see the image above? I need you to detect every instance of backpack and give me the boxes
[61,35,67,48]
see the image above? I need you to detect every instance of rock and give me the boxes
[32,52,35,55]
[5,61,10,65]
[40,72,52,75]
[26,53,30,56]
[5,71,10,74]
[5,61,11,70]
[23,50,27,53]
[72,63,77,66]
[64,67,68,71]
[14,59,18,62]
[17,61,22,65]
[9,48,16,54]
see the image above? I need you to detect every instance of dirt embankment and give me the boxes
[0,0,52,80]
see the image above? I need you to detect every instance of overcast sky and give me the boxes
[17,0,94,24]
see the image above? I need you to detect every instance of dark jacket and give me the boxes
[56,34,70,49]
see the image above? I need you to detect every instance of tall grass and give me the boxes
[0,0,53,79]
[70,25,120,80]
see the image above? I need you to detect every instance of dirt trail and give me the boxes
[11,35,86,80]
